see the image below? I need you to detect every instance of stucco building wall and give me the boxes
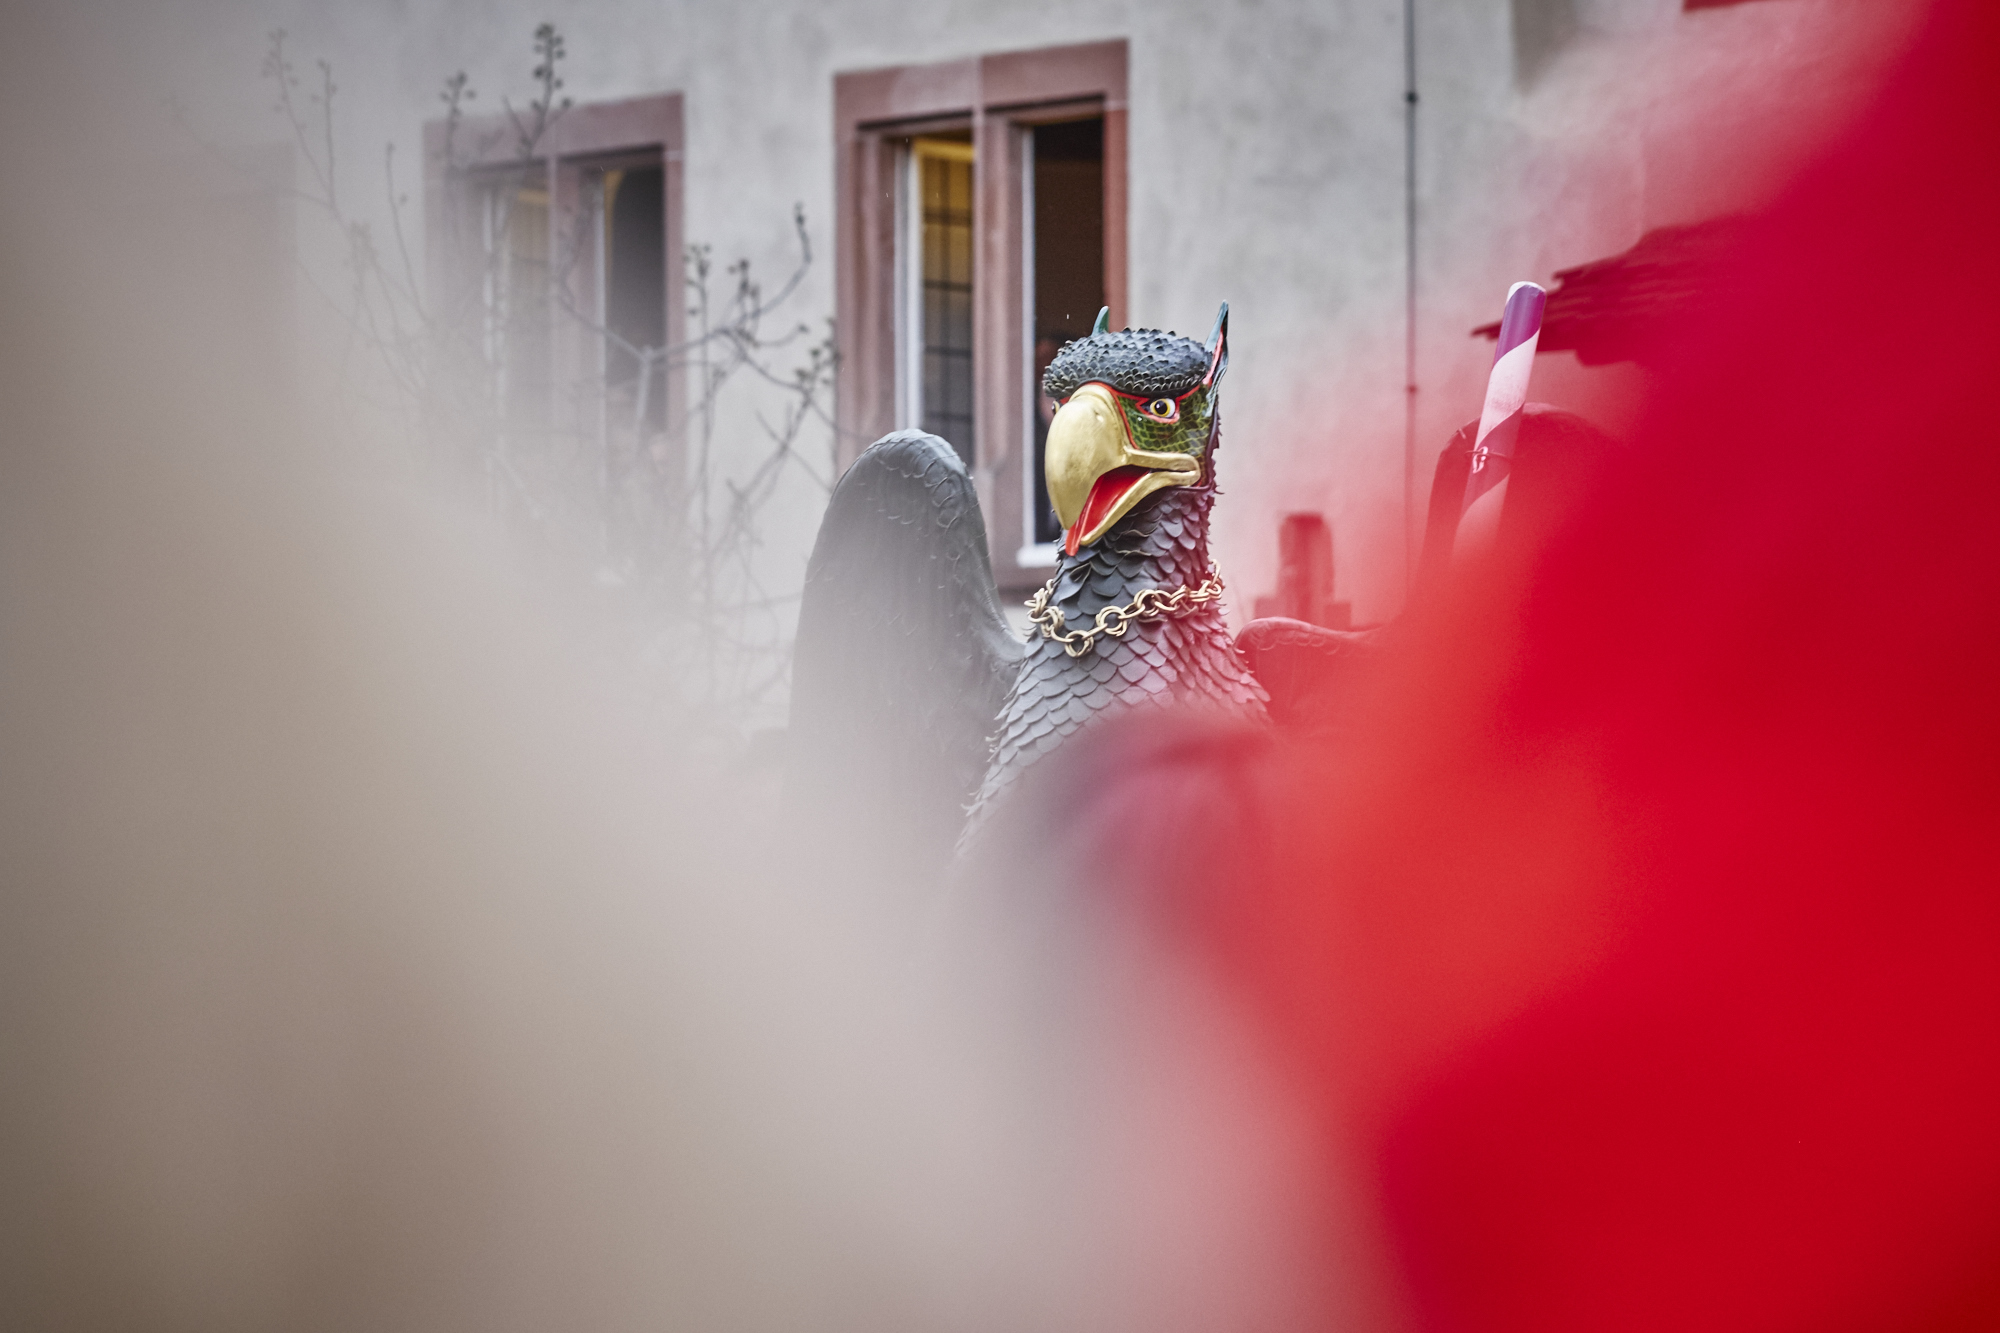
[156,0,1920,626]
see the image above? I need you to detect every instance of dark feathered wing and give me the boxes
[785,431,1023,878]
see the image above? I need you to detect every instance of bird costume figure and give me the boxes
[786,304,1304,868]
[968,306,1266,830]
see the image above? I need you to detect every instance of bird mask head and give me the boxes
[1042,304,1229,555]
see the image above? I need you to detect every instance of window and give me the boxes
[478,176,554,437]
[901,136,977,462]
[835,41,1128,589]
[425,95,683,531]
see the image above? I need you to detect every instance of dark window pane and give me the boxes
[1030,118,1104,544]
[605,165,666,433]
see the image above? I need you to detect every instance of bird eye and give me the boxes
[1143,397,1178,420]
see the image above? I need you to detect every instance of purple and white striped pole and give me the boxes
[1459,280,1548,544]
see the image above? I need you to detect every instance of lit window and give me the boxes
[835,41,1128,591]
[476,178,553,438]
[899,137,976,463]
[426,95,684,520]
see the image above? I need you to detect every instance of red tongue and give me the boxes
[1063,465,1153,555]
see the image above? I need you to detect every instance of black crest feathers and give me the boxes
[1042,325,1211,401]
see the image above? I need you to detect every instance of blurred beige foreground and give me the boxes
[0,12,1346,1333]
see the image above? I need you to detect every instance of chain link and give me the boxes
[1024,570,1226,658]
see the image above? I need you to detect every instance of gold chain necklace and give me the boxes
[1024,570,1226,659]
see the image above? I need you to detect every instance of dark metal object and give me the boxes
[1472,218,1749,365]
[1415,403,1620,590]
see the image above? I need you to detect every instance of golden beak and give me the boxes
[1044,383,1201,554]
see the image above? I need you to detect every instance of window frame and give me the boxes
[834,41,1129,590]
[423,93,686,492]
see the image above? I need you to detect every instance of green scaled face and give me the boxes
[1040,305,1229,553]
[1108,382,1217,461]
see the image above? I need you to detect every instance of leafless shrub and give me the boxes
[244,25,837,737]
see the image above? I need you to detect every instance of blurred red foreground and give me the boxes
[1180,4,1999,1328]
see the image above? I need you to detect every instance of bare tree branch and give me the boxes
[201,23,838,734]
